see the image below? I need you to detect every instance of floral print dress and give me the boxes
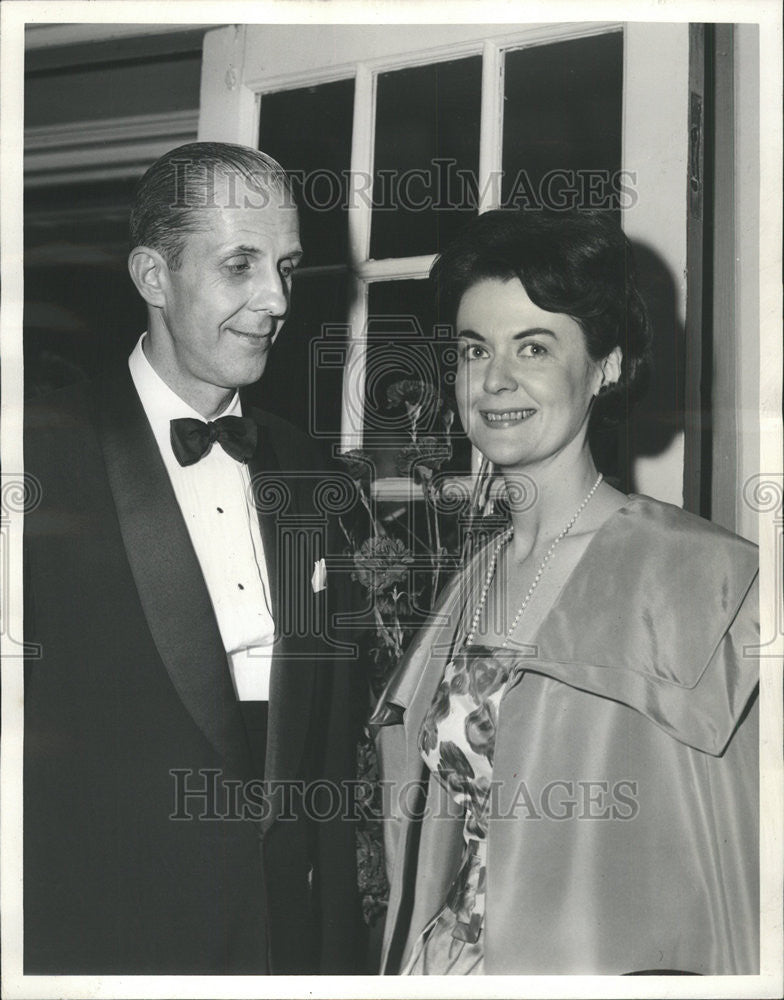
[403,647,511,974]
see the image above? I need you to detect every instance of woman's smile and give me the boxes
[479,407,537,427]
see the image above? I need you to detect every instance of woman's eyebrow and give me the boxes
[512,327,557,340]
[457,327,557,340]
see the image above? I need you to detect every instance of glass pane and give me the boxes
[502,32,623,212]
[371,57,482,260]
[259,78,355,267]
[363,279,471,476]
[245,271,349,440]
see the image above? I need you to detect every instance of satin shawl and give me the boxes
[374,495,759,974]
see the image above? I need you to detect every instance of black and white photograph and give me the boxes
[1,1,781,997]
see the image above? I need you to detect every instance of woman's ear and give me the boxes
[128,246,169,308]
[599,346,623,391]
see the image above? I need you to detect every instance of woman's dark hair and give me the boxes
[431,209,652,423]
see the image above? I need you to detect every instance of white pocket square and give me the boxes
[311,558,327,593]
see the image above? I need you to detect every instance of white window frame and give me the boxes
[199,21,690,507]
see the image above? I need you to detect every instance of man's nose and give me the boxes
[249,263,288,316]
[483,353,518,393]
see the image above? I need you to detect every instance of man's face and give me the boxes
[149,180,302,415]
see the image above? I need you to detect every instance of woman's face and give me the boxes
[454,277,616,473]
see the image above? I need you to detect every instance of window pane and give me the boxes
[363,279,471,476]
[502,32,623,212]
[371,57,482,260]
[259,78,354,267]
[245,271,349,439]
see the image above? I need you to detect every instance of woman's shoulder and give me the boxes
[586,494,758,632]
[538,493,759,755]
[616,492,758,561]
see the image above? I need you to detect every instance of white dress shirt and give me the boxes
[129,334,275,700]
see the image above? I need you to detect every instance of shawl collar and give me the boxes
[373,495,759,759]
[244,407,317,801]
[96,371,253,778]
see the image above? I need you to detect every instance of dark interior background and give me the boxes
[24,29,205,397]
[24,27,642,488]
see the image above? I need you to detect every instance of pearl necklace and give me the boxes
[463,472,603,648]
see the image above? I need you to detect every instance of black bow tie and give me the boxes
[170,415,258,467]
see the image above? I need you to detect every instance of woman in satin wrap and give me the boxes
[372,211,759,975]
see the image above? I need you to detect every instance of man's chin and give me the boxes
[237,356,273,385]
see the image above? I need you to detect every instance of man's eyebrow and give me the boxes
[457,327,557,340]
[221,245,304,260]
[222,244,261,257]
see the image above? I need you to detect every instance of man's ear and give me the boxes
[128,246,169,308]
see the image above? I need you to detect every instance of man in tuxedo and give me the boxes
[24,142,364,974]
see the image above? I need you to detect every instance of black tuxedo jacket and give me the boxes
[24,369,365,974]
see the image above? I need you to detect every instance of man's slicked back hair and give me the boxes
[129,141,294,270]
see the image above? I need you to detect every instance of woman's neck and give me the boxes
[502,449,602,560]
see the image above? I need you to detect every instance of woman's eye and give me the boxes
[520,342,548,358]
[226,256,251,274]
[458,342,489,361]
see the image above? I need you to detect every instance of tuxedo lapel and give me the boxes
[245,409,318,812]
[96,372,253,778]
[246,415,282,624]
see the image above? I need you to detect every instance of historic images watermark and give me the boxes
[167,157,639,213]
[169,770,640,824]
